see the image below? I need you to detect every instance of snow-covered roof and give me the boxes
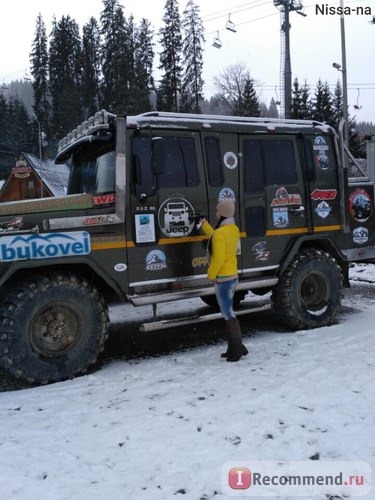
[22,153,70,196]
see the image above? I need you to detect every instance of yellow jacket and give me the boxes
[202,220,239,281]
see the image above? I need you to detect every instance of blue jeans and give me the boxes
[215,278,238,320]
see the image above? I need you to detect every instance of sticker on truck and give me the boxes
[0,231,91,262]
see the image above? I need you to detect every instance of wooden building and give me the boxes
[0,153,70,202]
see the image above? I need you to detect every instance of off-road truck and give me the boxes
[0,110,374,383]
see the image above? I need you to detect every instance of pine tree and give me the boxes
[123,15,137,114]
[213,62,259,116]
[3,97,36,165]
[291,78,303,119]
[265,97,279,118]
[312,79,333,124]
[134,18,155,112]
[300,81,312,119]
[158,0,183,111]
[82,17,102,117]
[180,0,204,113]
[291,78,312,119]
[240,78,260,117]
[0,94,13,175]
[100,0,128,113]
[29,14,50,135]
[49,15,83,139]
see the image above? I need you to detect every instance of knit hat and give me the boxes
[216,199,235,218]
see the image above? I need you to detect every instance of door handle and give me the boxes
[289,205,305,214]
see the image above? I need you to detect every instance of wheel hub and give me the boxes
[300,271,329,310]
[30,303,83,356]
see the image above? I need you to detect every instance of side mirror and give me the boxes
[151,137,165,175]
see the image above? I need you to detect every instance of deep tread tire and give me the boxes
[272,249,343,330]
[0,272,109,383]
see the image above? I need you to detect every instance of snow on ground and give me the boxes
[0,264,374,500]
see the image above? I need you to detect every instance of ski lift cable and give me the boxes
[206,11,278,36]
[203,0,268,20]
[204,0,273,23]
[0,68,27,82]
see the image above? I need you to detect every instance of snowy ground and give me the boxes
[0,264,374,500]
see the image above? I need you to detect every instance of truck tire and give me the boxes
[272,248,343,330]
[0,272,109,384]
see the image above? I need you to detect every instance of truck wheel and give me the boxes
[0,272,109,383]
[201,290,247,309]
[272,248,343,330]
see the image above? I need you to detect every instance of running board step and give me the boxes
[139,302,272,333]
[129,277,278,306]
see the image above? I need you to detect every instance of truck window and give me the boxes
[264,140,296,184]
[68,149,115,195]
[204,137,224,187]
[244,140,265,193]
[157,137,199,188]
[303,138,316,181]
[244,139,297,191]
[132,136,154,198]
[132,135,199,194]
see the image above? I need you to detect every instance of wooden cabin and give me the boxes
[0,153,69,202]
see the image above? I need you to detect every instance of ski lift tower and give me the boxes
[274,0,306,118]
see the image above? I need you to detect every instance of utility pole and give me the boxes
[332,0,349,149]
[274,0,306,118]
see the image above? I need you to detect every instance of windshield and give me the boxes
[68,149,116,195]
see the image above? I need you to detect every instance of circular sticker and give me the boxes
[349,189,373,222]
[158,197,195,238]
[114,263,127,272]
[218,187,236,202]
[223,152,238,169]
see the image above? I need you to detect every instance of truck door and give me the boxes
[201,132,239,224]
[304,134,342,232]
[126,130,208,290]
[239,135,309,270]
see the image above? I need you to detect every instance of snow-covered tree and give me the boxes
[82,17,102,117]
[134,18,155,112]
[291,78,303,119]
[100,0,128,113]
[49,15,83,139]
[312,79,333,124]
[240,77,260,117]
[158,0,183,111]
[30,14,50,134]
[180,0,204,113]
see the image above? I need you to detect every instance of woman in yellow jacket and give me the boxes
[199,199,248,362]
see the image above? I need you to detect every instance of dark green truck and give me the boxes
[0,110,374,383]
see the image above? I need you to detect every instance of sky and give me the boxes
[0,0,375,122]
[0,262,374,499]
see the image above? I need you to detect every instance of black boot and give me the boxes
[221,345,248,359]
[224,318,248,362]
